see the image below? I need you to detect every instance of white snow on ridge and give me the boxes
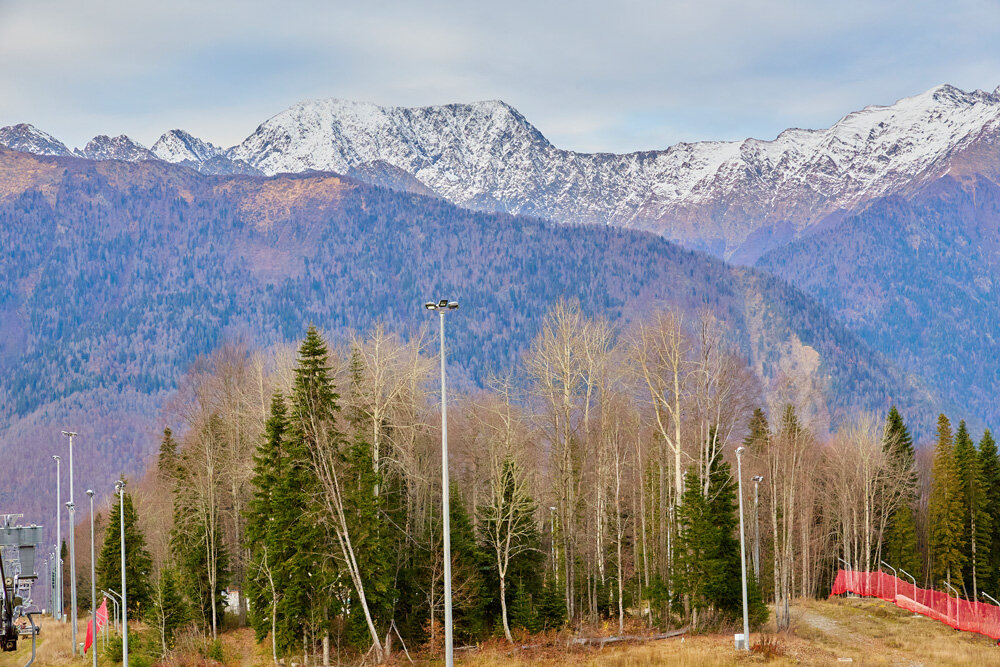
[151,130,223,163]
[225,84,1000,256]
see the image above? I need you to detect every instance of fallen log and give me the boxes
[571,627,689,646]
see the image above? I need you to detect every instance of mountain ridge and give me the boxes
[4,84,1000,259]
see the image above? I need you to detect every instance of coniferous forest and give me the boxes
[66,302,998,664]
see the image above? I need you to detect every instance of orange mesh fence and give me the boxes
[830,569,1000,640]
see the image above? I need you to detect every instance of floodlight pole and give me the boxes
[88,490,97,667]
[52,456,62,622]
[424,299,459,667]
[735,446,750,651]
[752,475,763,582]
[66,500,77,655]
[116,480,128,667]
[62,430,78,652]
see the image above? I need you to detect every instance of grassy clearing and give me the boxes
[5,598,1000,666]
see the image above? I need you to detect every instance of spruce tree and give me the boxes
[96,484,153,617]
[245,393,290,651]
[929,415,966,588]
[151,566,189,655]
[157,427,179,482]
[744,408,770,453]
[954,421,993,597]
[978,430,1000,595]
[882,407,919,575]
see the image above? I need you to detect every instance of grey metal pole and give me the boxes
[880,560,897,602]
[438,310,453,667]
[752,476,762,583]
[104,590,120,633]
[63,431,79,652]
[67,500,78,654]
[117,480,128,667]
[982,591,1000,607]
[53,456,62,622]
[736,447,750,651]
[88,490,97,667]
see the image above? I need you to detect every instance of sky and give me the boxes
[1,0,999,154]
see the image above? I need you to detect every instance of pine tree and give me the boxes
[954,421,993,598]
[96,483,153,617]
[929,415,966,588]
[978,430,1000,595]
[882,407,919,575]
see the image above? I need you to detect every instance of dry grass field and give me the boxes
[4,597,1000,666]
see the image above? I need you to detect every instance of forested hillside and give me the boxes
[0,147,928,523]
[757,174,1000,433]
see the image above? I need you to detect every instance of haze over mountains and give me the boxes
[2,82,1000,522]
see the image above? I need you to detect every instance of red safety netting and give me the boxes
[830,569,1000,640]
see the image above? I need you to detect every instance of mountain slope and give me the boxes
[224,85,1000,259]
[0,147,928,524]
[757,173,1000,431]
[5,84,999,260]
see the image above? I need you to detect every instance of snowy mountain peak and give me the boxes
[79,135,155,162]
[0,123,73,156]
[228,97,550,178]
[151,129,223,163]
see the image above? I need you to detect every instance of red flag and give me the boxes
[84,598,109,654]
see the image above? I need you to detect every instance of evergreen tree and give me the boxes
[954,421,993,596]
[151,566,189,655]
[929,415,966,588]
[96,484,153,617]
[157,427,179,482]
[978,430,1000,595]
[882,407,919,575]
[245,393,290,652]
[744,408,770,453]
[675,457,767,629]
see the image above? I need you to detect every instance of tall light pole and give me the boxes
[87,490,97,667]
[52,455,62,622]
[66,500,77,654]
[62,430,78,650]
[751,475,763,582]
[424,299,458,667]
[116,480,128,667]
[735,446,750,651]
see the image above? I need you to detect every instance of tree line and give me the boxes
[76,302,994,662]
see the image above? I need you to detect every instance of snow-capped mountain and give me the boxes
[151,129,223,163]
[227,84,1000,259]
[79,135,155,161]
[0,123,73,156]
[4,83,1000,259]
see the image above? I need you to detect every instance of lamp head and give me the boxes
[438,299,449,308]
[86,489,94,498]
[736,446,745,456]
[447,301,459,309]
[752,475,763,483]
[61,431,77,437]
[115,480,125,493]
[52,455,60,462]
[65,501,75,510]
[424,302,437,310]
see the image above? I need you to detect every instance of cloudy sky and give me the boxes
[1,0,998,153]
